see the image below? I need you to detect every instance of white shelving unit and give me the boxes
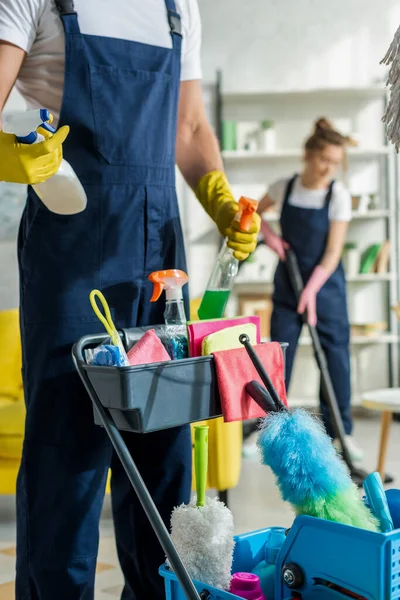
[217,82,399,408]
[222,147,390,162]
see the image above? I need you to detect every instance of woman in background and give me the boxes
[258,118,363,461]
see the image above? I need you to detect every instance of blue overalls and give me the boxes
[16,1,192,598]
[270,175,352,438]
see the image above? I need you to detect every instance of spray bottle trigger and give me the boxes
[150,281,164,302]
[238,196,258,232]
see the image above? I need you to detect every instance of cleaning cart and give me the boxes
[72,323,288,600]
[73,326,400,600]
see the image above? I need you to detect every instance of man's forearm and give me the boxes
[176,119,223,190]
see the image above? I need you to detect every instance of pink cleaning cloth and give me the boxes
[127,329,171,366]
[212,342,288,422]
[188,316,261,358]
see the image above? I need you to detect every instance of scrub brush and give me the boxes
[240,335,380,532]
[169,426,235,590]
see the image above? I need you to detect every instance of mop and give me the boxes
[283,248,373,487]
[381,24,400,150]
[170,425,235,590]
[240,335,380,532]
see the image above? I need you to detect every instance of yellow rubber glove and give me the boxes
[0,125,69,185]
[195,170,261,260]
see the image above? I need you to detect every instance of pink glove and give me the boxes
[297,266,329,326]
[261,221,288,261]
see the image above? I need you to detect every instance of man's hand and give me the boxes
[176,81,260,260]
[196,170,260,260]
[0,127,69,184]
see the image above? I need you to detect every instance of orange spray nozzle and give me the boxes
[237,196,258,231]
[148,269,189,302]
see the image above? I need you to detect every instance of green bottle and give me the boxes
[198,197,258,320]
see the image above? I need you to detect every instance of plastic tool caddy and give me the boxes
[161,516,400,599]
[74,324,287,434]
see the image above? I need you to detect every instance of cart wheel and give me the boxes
[200,591,210,599]
[282,563,304,589]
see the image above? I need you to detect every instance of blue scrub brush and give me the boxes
[240,335,379,532]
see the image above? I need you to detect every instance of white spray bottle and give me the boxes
[148,269,189,360]
[2,108,87,215]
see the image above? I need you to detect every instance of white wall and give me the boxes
[199,0,400,90]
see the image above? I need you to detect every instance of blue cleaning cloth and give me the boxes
[92,344,126,367]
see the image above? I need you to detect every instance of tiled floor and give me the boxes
[0,413,399,598]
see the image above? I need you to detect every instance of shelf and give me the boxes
[288,395,364,408]
[222,85,387,103]
[222,148,390,162]
[261,333,398,346]
[235,274,395,288]
[347,274,395,282]
[263,209,392,222]
[300,333,399,346]
[221,86,388,121]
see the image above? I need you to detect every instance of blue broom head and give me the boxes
[257,409,352,506]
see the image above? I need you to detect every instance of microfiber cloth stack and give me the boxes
[170,426,235,590]
[212,342,287,422]
[188,316,261,358]
[202,323,257,354]
[127,329,171,365]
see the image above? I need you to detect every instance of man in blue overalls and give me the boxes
[0,1,260,597]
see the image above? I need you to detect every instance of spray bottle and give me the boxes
[2,108,87,215]
[198,196,258,320]
[251,528,286,599]
[148,269,189,360]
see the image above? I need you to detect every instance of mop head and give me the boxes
[381,25,400,150]
[257,409,379,532]
[169,494,235,590]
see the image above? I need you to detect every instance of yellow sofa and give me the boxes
[0,309,25,493]
[0,310,114,494]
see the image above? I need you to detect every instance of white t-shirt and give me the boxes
[0,0,202,123]
[267,177,352,222]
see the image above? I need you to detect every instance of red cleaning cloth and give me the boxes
[127,329,171,366]
[212,342,288,422]
[188,316,261,358]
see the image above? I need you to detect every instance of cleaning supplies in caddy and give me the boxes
[148,269,189,360]
[251,528,286,599]
[230,573,265,600]
[169,425,235,590]
[3,109,87,215]
[126,329,171,365]
[87,290,130,366]
[198,196,258,320]
[187,315,261,358]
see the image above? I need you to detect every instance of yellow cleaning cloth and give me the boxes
[201,323,257,355]
[196,324,256,492]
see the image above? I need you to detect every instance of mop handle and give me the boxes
[284,248,355,467]
[239,334,288,412]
